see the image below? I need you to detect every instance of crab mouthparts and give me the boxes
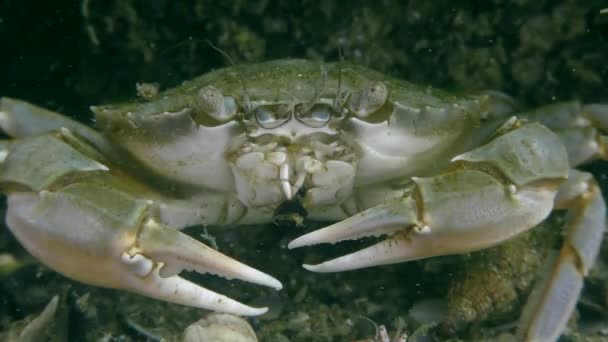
[279,163,292,199]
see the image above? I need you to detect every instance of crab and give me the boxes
[0,59,606,341]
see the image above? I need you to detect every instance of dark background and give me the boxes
[1,0,607,119]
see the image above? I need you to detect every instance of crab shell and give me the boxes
[90,59,515,221]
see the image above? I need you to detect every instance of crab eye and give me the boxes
[254,105,290,129]
[197,85,237,122]
[349,81,388,118]
[296,104,332,128]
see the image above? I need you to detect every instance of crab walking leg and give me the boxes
[552,128,608,166]
[525,102,608,132]
[585,104,608,131]
[525,102,608,166]
[518,170,606,342]
[0,97,112,153]
[289,122,571,272]
[0,98,92,137]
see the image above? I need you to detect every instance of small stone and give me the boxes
[183,313,257,342]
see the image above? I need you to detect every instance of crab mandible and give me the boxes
[0,60,606,341]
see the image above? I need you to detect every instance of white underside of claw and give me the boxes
[128,263,269,316]
[5,192,280,316]
[139,219,283,291]
[120,252,269,316]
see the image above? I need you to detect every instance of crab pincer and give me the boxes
[6,188,281,316]
[0,131,281,316]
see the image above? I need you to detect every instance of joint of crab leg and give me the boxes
[137,218,283,290]
[120,252,154,277]
[583,103,608,131]
[414,225,432,235]
[561,181,605,275]
[519,173,606,341]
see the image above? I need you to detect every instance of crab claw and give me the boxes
[288,197,430,272]
[289,197,421,249]
[290,167,559,273]
[5,189,281,316]
[121,218,282,315]
[299,233,440,273]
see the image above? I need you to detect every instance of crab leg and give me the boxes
[525,102,608,166]
[289,121,570,272]
[518,170,606,341]
[0,97,112,153]
[0,132,282,316]
[6,191,280,316]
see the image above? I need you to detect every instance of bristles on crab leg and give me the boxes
[288,197,419,249]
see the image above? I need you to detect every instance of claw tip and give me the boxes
[302,263,325,272]
[245,307,269,316]
[269,278,283,291]
[287,238,305,250]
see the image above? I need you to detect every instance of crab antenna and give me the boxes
[301,62,328,114]
[315,62,328,102]
[333,48,344,113]
[206,40,252,115]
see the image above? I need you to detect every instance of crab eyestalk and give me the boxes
[348,81,388,118]
[196,85,238,122]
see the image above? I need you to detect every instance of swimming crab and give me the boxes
[0,59,606,341]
